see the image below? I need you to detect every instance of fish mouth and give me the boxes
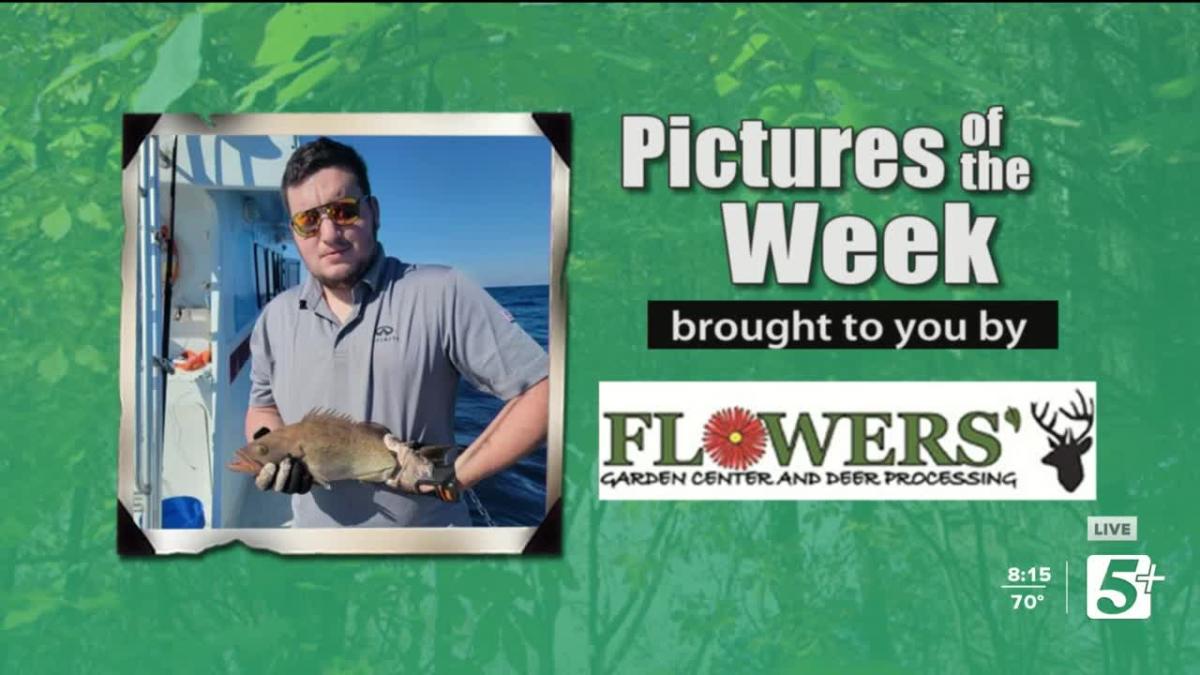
[227,448,265,474]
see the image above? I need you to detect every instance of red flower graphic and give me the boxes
[703,407,766,470]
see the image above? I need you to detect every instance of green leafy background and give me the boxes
[1,4,1197,673]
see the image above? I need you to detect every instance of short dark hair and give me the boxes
[281,136,372,213]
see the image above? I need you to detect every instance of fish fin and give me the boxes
[301,407,358,425]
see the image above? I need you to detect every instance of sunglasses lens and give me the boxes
[328,200,360,225]
[291,210,320,237]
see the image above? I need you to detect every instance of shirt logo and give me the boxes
[375,325,399,343]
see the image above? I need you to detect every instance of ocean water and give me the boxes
[455,284,549,527]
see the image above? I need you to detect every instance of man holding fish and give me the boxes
[235,137,549,527]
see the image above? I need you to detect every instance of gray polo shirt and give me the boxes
[248,247,549,527]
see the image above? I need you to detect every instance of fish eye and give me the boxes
[255,444,268,456]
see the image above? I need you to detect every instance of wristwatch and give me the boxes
[418,462,462,502]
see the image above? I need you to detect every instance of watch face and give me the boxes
[436,482,460,502]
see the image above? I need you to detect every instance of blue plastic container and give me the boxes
[161,496,206,529]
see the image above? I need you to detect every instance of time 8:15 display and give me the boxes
[1008,566,1052,583]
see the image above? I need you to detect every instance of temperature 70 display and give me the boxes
[1006,565,1052,611]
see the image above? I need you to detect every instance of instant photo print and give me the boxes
[118,113,568,555]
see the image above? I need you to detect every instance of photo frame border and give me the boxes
[118,112,569,555]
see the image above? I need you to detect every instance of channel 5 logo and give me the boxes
[1086,555,1165,620]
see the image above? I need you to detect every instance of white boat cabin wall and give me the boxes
[135,134,302,530]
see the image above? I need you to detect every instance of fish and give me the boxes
[227,409,450,488]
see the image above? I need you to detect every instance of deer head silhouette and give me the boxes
[1030,389,1094,492]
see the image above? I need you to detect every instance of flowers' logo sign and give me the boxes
[703,407,767,470]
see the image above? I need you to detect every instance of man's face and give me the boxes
[286,167,378,291]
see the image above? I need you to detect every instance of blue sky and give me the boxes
[301,135,551,288]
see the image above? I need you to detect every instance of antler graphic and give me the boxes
[1058,389,1094,444]
[1030,401,1066,444]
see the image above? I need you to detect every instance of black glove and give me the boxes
[249,426,312,494]
[254,455,314,494]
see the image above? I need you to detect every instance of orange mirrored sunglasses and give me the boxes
[289,196,368,238]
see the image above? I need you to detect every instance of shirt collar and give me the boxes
[359,244,387,292]
[298,244,387,309]
[299,275,322,307]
